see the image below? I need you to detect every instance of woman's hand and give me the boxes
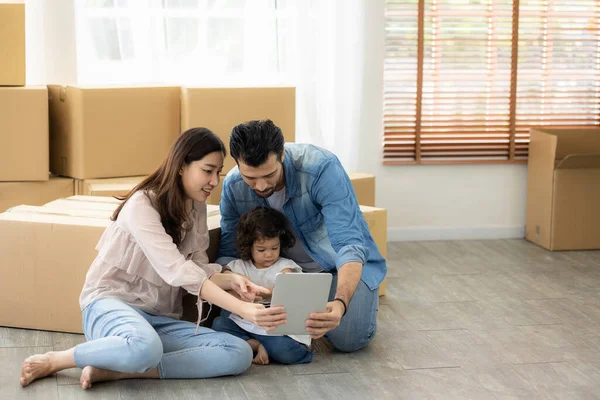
[229,273,271,303]
[238,302,287,331]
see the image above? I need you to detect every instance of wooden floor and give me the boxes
[2,239,600,399]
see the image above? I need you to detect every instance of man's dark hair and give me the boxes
[236,207,296,261]
[229,119,285,167]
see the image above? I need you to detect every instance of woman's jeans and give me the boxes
[73,298,252,379]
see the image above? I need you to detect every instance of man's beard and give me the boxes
[255,188,274,198]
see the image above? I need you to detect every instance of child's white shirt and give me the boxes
[227,258,311,347]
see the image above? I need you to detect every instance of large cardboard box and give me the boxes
[0,211,110,333]
[0,3,25,86]
[526,127,600,251]
[349,173,376,206]
[181,87,295,174]
[48,86,180,179]
[0,176,74,213]
[75,176,147,197]
[0,199,222,333]
[360,206,387,296]
[0,87,49,181]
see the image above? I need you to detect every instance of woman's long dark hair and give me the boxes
[111,127,226,246]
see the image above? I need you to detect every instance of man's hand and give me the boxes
[305,300,345,339]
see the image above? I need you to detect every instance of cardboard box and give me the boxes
[48,86,180,179]
[181,87,295,174]
[0,211,110,333]
[75,176,147,197]
[0,200,222,333]
[349,173,376,206]
[360,206,387,296]
[0,176,74,213]
[526,127,600,251]
[0,3,25,86]
[0,87,49,181]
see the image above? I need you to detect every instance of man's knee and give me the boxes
[327,324,377,353]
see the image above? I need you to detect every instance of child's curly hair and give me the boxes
[236,207,296,261]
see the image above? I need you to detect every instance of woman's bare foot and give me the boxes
[252,344,270,365]
[20,354,55,387]
[79,366,160,390]
[20,348,76,387]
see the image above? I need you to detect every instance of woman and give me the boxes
[20,128,287,389]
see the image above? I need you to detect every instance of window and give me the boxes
[383,0,600,164]
[75,0,294,85]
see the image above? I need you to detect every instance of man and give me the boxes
[216,119,386,352]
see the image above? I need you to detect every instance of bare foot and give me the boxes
[80,366,123,390]
[79,365,159,390]
[252,344,270,365]
[20,354,55,387]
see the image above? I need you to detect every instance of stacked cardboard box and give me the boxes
[0,177,74,213]
[48,86,180,180]
[349,173,376,206]
[0,3,25,86]
[0,6,76,209]
[181,87,296,175]
[74,176,147,198]
[360,206,388,296]
[0,197,221,333]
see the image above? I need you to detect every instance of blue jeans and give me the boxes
[74,298,253,378]
[324,273,379,352]
[212,316,314,365]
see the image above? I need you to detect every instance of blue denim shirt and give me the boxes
[216,144,386,291]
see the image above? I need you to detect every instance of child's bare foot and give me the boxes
[80,366,124,390]
[20,353,56,387]
[246,339,269,365]
[252,344,270,365]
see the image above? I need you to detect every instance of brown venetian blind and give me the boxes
[383,0,600,164]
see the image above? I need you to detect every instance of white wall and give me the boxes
[357,0,528,241]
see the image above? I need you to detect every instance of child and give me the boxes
[212,207,314,365]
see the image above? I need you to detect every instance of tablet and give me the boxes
[267,272,332,336]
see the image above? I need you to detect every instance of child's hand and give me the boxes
[230,274,271,303]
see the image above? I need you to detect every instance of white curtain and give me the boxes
[27,0,366,170]
[291,0,365,171]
